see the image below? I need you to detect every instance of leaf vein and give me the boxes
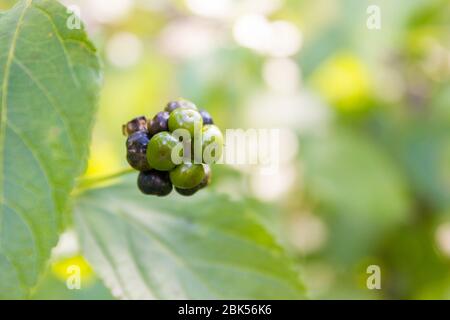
[31,3,79,87]
[13,57,77,158]
[0,0,33,245]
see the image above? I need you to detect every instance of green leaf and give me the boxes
[74,181,306,299]
[0,0,101,298]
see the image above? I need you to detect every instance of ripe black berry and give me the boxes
[199,109,214,125]
[137,170,173,196]
[148,111,170,137]
[126,131,151,171]
[122,116,147,136]
[165,99,198,113]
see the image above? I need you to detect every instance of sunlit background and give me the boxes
[1,0,449,299]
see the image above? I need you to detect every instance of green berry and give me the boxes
[199,164,212,188]
[147,132,178,171]
[168,108,203,137]
[170,163,206,189]
[165,99,198,113]
[202,125,224,164]
[175,165,211,196]
[137,170,172,196]
[175,187,199,196]
[126,131,151,171]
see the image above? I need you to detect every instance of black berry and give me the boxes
[122,116,147,136]
[137,170,173,196]
[126,131,151,171]
[199,109,214,125]
[148,111,170,137]
[165,99,198,113]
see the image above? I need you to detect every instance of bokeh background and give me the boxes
[1,0,449,299]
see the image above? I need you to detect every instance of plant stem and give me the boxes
[75,167,135,190]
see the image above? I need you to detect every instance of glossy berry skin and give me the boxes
[126,131,151,171]
[122,116,147,136]
[199,109,214,125]
[170,163,206,189]
[200,164,212,187]
[175,165,211,196]
[165,99,198,113]
[137,170,172,196]
[175,187,199,196]
[168,108,203,138]
[148,111,170,137]
[202,125,224,163]
[147,132,178,171]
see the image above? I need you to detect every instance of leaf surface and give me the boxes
[75,181,306,299]
[0,0,101,298]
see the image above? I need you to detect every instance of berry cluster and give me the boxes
[123,99,223,197]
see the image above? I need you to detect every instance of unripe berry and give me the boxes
[168,108,203,138]
[170,163,206,189]
[202,125,224,164]
[175,164,211,196]
[147,132,179,171]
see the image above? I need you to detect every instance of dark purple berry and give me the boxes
[148,111,170,137]
[199,109,214,125]
[165,99,198,113]
[165,101,179,113]
[137,170,173,196]
[126,131,151,171]
[122,116,147,136]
